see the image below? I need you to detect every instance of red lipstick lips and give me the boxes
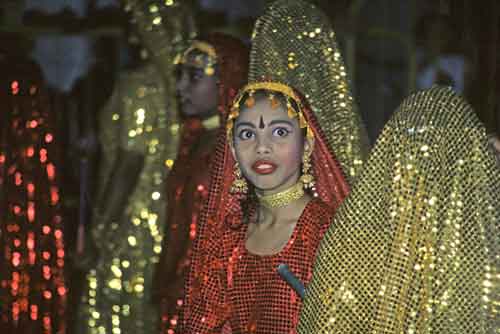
[251,160,277,175]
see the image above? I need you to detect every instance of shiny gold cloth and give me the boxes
[298,86,499,333]
[77,1,195,333]
[124,0,197,81]
[248,0,368,183]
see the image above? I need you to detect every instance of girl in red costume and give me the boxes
[153,33,249,334]
[183,1,367,333]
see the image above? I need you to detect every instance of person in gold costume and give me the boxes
[297,86,499,334]
[76,1,195,334]
[183,1,367,333]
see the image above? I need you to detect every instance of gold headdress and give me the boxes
[174,40,217,76]
[227,81,314,140]
[245,0,368,183]
[298,86,499,333]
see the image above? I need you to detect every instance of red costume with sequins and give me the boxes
[183,86,349,333]
[153,33,249,334]
[0,56,67,334]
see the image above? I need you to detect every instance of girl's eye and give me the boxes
[238,129,255,140]
[272,127,290,137]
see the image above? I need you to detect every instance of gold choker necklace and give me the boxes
[256,182,305,208]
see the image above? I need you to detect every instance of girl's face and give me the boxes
[176,51,218,118]
[232,98,312,195]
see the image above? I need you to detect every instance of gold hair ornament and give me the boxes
[174,40,217,76]
[227,82,314,141]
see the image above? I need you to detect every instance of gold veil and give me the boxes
[298,86,499,333]
[248,0,368,183]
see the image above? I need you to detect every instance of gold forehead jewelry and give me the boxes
[227,81,314,140]
[256,181,305,208]
[174,40,217,76]
[245,90,256,108]
[269,93,281,110]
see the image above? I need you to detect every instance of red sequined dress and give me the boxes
[153,33,249,334]
[154,117,217,330]
[223,199,333,333]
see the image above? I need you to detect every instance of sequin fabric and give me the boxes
[297,86,499,334]
[0,60,67,334]
[125,0,197,82]
[248,0,368,183]
[153,34,249,334]
[77,2,195,334]
[184,1,355,333]
[187,199,334,334]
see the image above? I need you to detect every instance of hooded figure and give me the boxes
[298,86,499,334]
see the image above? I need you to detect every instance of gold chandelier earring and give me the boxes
[300,148,315,191]
[230,161,248,195]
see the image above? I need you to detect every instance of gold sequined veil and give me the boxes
[248,0,368,182]
[298,86,499,333]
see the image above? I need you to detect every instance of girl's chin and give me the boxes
[252,182,291,195]
[248,172,300,194]
[252,183,279,193]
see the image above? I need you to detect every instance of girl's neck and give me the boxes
[255,183,311,224]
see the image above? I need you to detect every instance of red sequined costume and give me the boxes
[183,88,349,334]
[0,56,67,333]
[153,33,249,334]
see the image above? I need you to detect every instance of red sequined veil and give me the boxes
[153,33,249,334]
[183,1,367,333]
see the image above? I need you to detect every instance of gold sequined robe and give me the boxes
[298,86,499,334]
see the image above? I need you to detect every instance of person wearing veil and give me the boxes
[297,86,498,334]
[77,2,195,334]
[151,33,249,334]
[183,1,367,333]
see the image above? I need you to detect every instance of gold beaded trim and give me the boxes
[227,82,314,141]
[174,41,217,76]
[256,181,305,208]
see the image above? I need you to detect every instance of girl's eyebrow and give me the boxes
[235,121,256,129]
[269,119,294,127]
[235,119,295,130]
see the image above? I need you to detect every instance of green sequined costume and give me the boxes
[77,2,195,333]
[298,86,499,333]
